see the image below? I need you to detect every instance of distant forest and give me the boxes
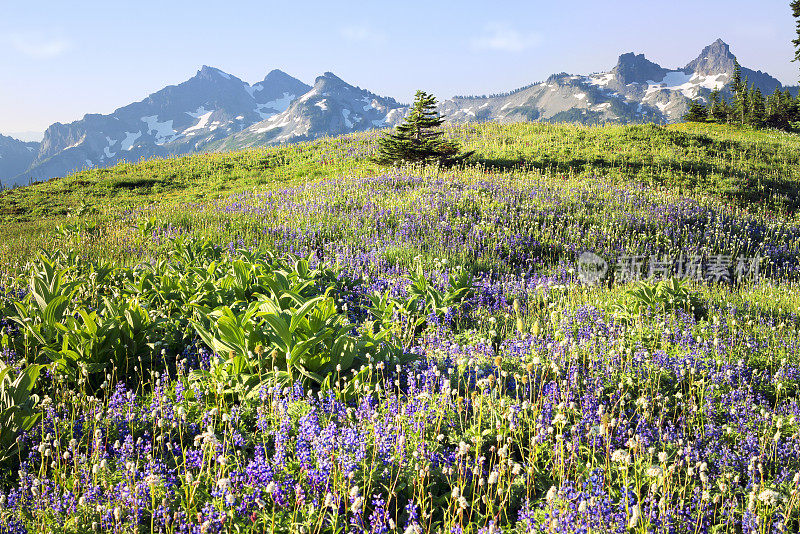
[685,62,800,130]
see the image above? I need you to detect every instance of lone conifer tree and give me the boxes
[683,100,708,122]
[375,90,472,166]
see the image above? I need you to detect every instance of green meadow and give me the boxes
[2,121,800,533]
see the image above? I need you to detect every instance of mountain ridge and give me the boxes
[2,39,790,187]
[212,71,408,150]
[9,66,311,187]
[439,38,783,127]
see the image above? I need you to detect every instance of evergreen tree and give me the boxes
[731,61,743,94]
[766,87,785,128]
[793,0,800,67]
[793,92,800,123]
[375,90,471,166]
[748,87,765,127]
[783,91,796,125]
[730,62,747,125]
[767,87,782,115]
[736,76,750,125]
[710,89,728,122]
[787,90,797,110]
[718,98,732,123]
[709,89,723,122]
[683,100,708,122]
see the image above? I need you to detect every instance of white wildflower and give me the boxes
[611,449,631,465]
[758,489,786,507]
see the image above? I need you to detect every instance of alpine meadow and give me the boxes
[4,5,800,534]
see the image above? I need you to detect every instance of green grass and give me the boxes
[0,134,381,223]
[1,120,797,281]
[3,122,799,227]
[457,122,800,211]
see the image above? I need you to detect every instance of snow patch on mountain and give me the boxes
[185,108,214,133]
[587,72,615,87]
[384,109,405,123]
[692,73,728,90]
[120,131,142,151]
[643,71,728,99]
[185,106,211,119]
[141,116,178,144]
[255,93,295,119]
[361,96,382,112]
[342,109,353,128]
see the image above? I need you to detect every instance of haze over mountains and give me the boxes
[0,39,791,188]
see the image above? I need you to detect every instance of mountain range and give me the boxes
[0,39,792,188]
[441,39,783,125]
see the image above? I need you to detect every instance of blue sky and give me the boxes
[1,0,797,139]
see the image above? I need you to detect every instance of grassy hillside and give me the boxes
[3,122,799,222]
[3,122,798,271]
[2,122,798,276]
[2,122,800,533]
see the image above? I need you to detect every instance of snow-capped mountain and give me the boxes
[0,135,39,187]
[5,67,310,187]
[212,72,407,150]
[441,39,783,125]
[2,39,791,188]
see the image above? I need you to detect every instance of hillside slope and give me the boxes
[1,122,798,234]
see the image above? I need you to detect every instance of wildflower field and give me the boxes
[1,121,800,533]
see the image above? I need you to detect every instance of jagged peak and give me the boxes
[195,65,235,81]
[699,39,734,59]
[685,39,737,75]
[315,71,347,86]
[615,52,662,70]
[611,53,667,85]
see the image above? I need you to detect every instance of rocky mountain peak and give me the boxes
[256,70,310,93]
[314,71,348,89]
[612,53,668,85]
[262,69,296,84]
[685,39,737,76]
[195,65,236,82]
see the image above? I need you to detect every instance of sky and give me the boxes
[1,0,797,140]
